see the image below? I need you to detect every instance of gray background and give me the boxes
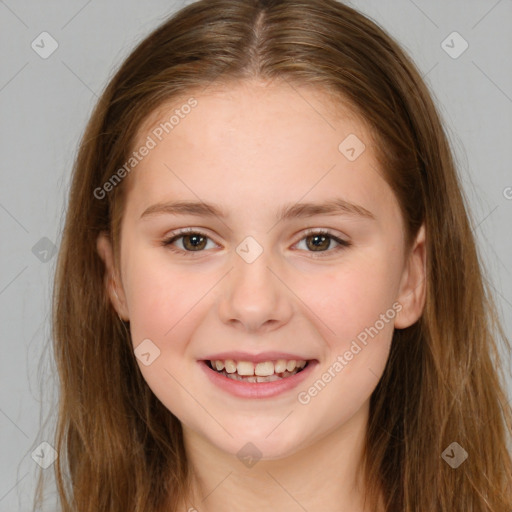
[1,1,511,510]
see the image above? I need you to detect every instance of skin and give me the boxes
[97,78,426,512]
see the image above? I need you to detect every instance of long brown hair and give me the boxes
[34,0,512,510]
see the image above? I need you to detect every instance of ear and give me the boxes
[96,231,130,321]
[394,223,427,329]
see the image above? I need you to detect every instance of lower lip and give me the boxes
[199,360,318,399]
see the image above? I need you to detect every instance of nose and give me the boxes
[217,248,294,333]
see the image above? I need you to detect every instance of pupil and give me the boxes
[185,234,206,250]
[309,234,328,251]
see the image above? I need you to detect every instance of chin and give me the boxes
[216,426,307,461]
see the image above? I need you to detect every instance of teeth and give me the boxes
[224,359,237,373]
[224,371,297,382]
[237,361,255,376]
[274,359,287,373]
[210,358,308,378]
[256,375,280,382]
[286,360,297,372]
[255,361,274,376]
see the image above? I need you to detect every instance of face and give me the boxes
[97,79,426,460]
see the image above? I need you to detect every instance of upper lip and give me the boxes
[201,351,315,363]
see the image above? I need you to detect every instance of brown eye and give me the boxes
[305,233,331,251]
[295,230,351,257]
[181,233,207,251]
[162,229,215,253]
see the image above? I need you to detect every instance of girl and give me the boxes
[37,0,512,510]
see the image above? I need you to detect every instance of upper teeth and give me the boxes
[211,359,307,376]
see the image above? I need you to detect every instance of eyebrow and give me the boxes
[140,198,376,222]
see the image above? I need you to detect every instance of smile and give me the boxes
[199,358,318,399]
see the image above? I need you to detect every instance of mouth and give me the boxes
[199,357,318,399]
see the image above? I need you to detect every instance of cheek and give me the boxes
[121,247,203,374]
[304,250,400,349]
[122,246,225,355]
[123,258,207,422]
[127,268,180,341]
[121,235,209,332]
[294,251,399,406]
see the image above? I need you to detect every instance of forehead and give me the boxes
[133,78,372,150]
[122,79,398,228]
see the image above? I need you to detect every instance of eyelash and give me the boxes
[160,227,352,258]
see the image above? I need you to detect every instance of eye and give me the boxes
[293,228,351,258]
[161,228,216,254]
